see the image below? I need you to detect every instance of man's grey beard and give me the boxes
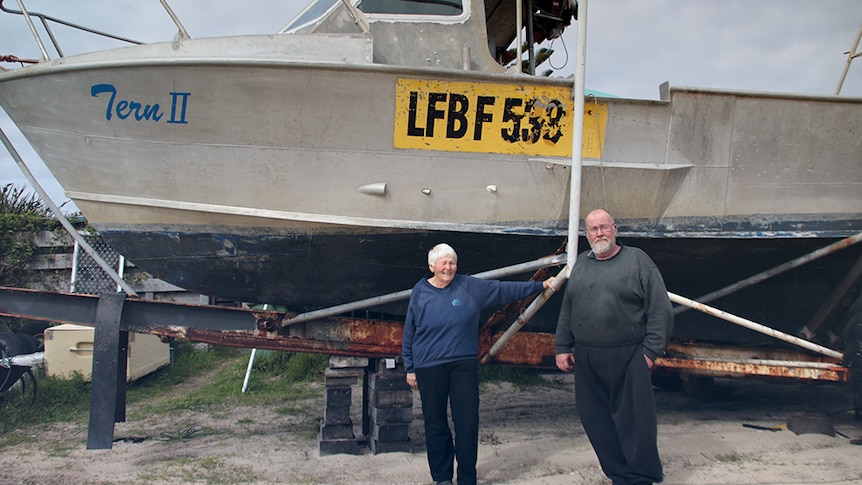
[590,238,612,255]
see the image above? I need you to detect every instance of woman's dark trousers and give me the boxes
[416,359,479,485]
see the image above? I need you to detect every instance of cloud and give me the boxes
[557,0,862,98]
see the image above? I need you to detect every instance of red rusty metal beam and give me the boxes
[156,319,848,383]
[664,341,840,363]
[660,341,848,382]
[480,332,557,368]
[657,357,847,381]
[146,316,405,358]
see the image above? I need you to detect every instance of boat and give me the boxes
[1,0,861,343]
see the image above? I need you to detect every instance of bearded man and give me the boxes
[554,208,673,485]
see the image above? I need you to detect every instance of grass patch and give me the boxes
[715,452,756,463]
[157,424,204,442]
[137,346,327,416]
[0,372,91,434]
[0,339,328,444]
[139,342,328,414]
[0,432,28,449]
[40,436,79,457]
[138,455,259,484]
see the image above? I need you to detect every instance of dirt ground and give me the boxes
[1,371,861,485]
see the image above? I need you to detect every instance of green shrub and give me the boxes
[0,184,63,288]
[254,351,328,382]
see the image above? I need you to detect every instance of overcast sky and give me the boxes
[1,0,860,213]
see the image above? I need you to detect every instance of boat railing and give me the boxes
[0,0,188,62]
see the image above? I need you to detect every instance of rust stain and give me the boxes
[150,321,404,358]
[347,318,403,346]
[658,357,848,382]
[481,332,557,368]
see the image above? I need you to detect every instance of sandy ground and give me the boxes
[1,372,861,485]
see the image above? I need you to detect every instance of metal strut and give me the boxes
[481,265,568,363]
[669,292,844,361]
[674,232,862,316]
[285,253,567,326]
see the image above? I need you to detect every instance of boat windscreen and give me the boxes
[357,0,463,15]
[282,0,343,32]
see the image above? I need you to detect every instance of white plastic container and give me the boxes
[44,324,170,381]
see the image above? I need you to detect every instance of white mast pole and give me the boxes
[516,0,524,70]
[567,0,588,276]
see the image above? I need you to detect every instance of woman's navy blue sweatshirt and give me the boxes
[402,274,543,372]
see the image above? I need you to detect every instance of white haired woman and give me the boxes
[402,243,554,485]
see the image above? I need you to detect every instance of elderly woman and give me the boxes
[402,243,554,485]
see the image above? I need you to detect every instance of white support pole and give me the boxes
[566,0,588,276]
[516,0,523,71]
[70,240,81,293]
[241,348,257,394]
[668,292,843,360]
[242,303,268,393]
[481,2,590,360]
[157,0,191,40]
[117,255,126,293]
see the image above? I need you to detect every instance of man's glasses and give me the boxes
[586,224,615,235]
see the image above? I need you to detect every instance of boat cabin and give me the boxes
[282,0,576,73]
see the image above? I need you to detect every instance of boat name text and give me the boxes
[91,84,190,124]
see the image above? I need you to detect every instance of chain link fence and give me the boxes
[70,234,124,295]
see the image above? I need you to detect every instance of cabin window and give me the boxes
[357,0,463,16]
